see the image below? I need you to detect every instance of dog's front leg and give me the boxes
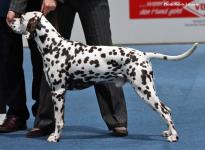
[47,89,66,142]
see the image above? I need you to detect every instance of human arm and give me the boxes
[7,0,59,25]
[9,0,28,14]
[6,0,28,25]
[41,0,57,15]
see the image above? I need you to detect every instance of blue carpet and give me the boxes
[0,43,205,150]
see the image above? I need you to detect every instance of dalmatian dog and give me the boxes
[10,11,198,142]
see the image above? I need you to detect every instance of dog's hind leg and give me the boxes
[47,89,66,142]
[131,80,179,142]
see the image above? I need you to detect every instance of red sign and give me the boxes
[130,0,205,19]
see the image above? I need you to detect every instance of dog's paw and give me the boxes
[162,130,171,137]
[47,133,60,142]
[167,134,179,142]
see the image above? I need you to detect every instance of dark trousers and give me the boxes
[0,18,29,120]
[24,0,55,130]
[30,0,127,130]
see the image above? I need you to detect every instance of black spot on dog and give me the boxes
[95,73,100,76]
[154,103,159,109]
[74,70,85,75]
[54,106,58,111]
[57,40,63,47]
[140,61,147,68]
[78,59,82,64]
[53,79,62,85]
[143,90,151,100]
[84,57,89,63]
[72,60,76,64]
[130,68,136,77]
[39,34,47,43]
[74,42,87,48]
[90,60,100,67]
[88,47,97,53]
[46,58,50,62]
[61,63,64,68]
[52,38,57,45]
[89,70,94,74]
[141,69,147,85]
[61,48,69,56]
[104,72,110,75]
[98,48,102,51]
[119,48,125,56]
[51,60,54,66]
[60,104,64,113]
[101,53,106,58]
[124,59,130,65]
[130,55,138,62]
[74,48,81,56]
[55,53,59,59]
[160,102,169,114]
[113,50,117,55]
[107,60,119,67]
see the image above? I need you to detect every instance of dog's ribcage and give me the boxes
[42,40,152,90]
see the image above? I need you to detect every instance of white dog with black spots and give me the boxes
[10,11,198,142]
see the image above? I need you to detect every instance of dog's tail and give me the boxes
[146,43,198,61]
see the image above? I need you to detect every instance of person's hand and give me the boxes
[41,0,57,15]
[6,11,18,26]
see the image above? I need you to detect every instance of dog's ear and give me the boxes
[25,16,40,39]
[26,16,39,33]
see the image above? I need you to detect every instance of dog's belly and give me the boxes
[66,78,94,90]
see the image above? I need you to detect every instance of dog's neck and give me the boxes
[33,16,64,55]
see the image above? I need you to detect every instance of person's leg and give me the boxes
[26,14,57,137]
[34,0,76,128]
[55,2,76,39]
[0,19,6,113]
[27,33,55,137]
[27,2,76,137]
[23,0,45,119]
[0,18,7,123]
[0,18,12,115]
[27,40,42,117]
[0,18,29,132]
[25,0,56,137]
[78,0,128,135]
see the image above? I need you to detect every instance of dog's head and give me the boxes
[10,11,43,39]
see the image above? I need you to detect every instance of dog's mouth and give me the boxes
[9,13,43,39]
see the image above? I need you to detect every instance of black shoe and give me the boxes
[111,127,128,137]
[26,128,51,138]
[0,115,27,133]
